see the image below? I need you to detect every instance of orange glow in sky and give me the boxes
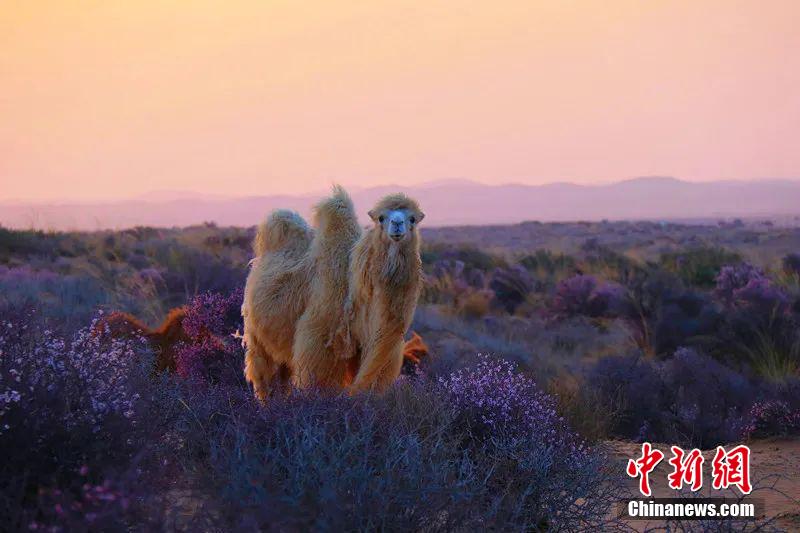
[1,0,799,201]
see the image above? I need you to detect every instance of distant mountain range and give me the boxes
[2,177,799,230]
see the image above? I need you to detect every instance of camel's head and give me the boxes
[368,194,424,244]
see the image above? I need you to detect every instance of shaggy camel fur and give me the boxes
[291,188,362,389]
[339,193,425,393]
[241,187,360,399]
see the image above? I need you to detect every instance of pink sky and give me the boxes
[1,0,799,202]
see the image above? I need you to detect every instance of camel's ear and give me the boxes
[368,209,380,223]
[416,211,425,223]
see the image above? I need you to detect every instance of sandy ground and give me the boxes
[607,438,800,531]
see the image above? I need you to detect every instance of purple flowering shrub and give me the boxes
[171,357,623,531]
[715,263,790,313]
[0,315,142,437]
[488,265,534,313]
[710,264,799,379]
[435,356,622,530]
[586,348,756,447]
[438,355,584,450]
[660,348,755,445]
[28,469,147,531]
[612,270,723,357]
[174,288,245,385]
[549,274,626,319]
[741,400,800,440]
[714,263,767,306]
[0,315,172,529]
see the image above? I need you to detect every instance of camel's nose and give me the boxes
[389,220,406,240]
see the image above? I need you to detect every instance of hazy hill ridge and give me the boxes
[2,177,799,230]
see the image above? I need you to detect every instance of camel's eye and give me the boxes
[378,215,385,223]
[409,216,416,224]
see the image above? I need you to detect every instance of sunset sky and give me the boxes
[1,1,799,202]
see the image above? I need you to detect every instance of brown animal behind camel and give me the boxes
[99,306,429,380]
[94,308,189,372]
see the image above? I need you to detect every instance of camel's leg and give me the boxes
[372,347,404,392]
[273,364,293,397]
[291,318,323,389]
[349,334,403,394]
[292,314,348,390]
[244,339,278,401]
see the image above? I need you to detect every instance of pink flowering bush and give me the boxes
[714,263,766,305]
[28,468,143,531]
[741,400,800,440]
[549,274,626,319]
[0,315,172,529]
[174,288,245,385]
[489,265,535,314]
[436,356,613,529]
[439,355,584,450]
[715,263,789,313]
[171,357,623,530]
[0,314,143,436]
[586,348,758,447]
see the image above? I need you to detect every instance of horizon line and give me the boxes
[4,175,800,206]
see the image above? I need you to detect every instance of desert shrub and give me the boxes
[0,266,110,331]
[659,348,755,446]
[715,262,791,317]
[714,262,768,306]
[421,243,504,271]
[422,260,494,318]
[651,289,721,357]
[173,357,624,531]
[782,252,800,277]
[581,245,645,285]
[423,260,482,305]
[174,288,245,385]
[549,274,626,319]
[585,354,666,442]
[148,239,247,301]
[728,278,791,314]
[436,356,620,530]
[489,265,534,314]
[0,226,49,256]
[660,247,742,287]
[547,374,615,443]
[430,259,487,289]
[613,270,722,357]
[741,400,800,440]
[519,249,577,278]
[585,348,756,447]
[456,289,494,319]
[0,316,173,529]
[709,267,799,380]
